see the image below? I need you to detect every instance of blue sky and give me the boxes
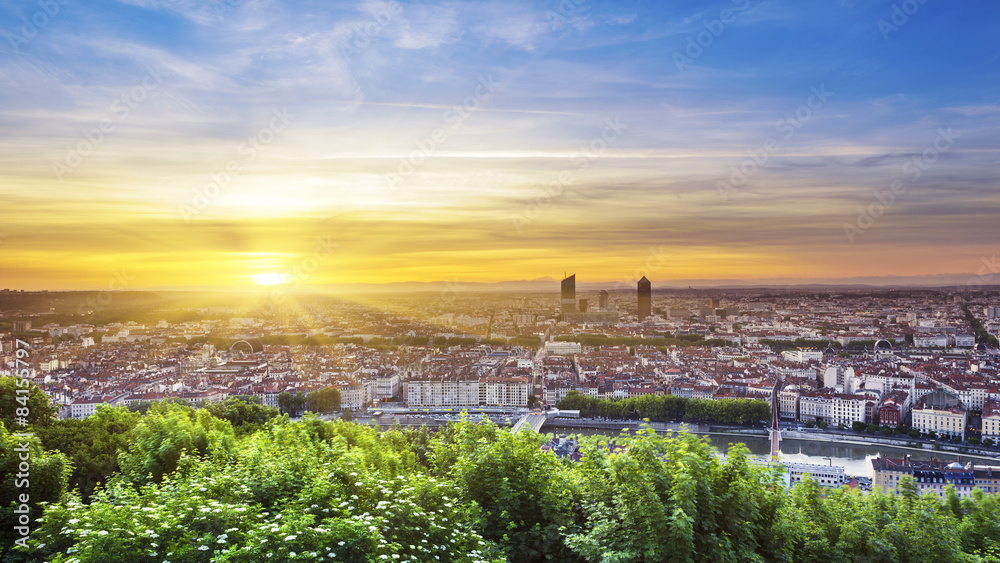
[1,0,999,288]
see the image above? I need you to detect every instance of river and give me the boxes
[546,427,1000,478]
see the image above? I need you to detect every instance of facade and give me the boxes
[561,274,576,314]
[830,393,867,427]
[637,276,651,321]
[872,457,985,499]
[368,372,400,401]
[778,386,800,419]
[878,389,910,427]
[799,391,833,423]
[782,349,823,362]
[786,462,846,488]
[406,377,530,407]
[911,390,968,440]
[337,383,367,410]
[983,399,1000,439]
[68,396,118,419]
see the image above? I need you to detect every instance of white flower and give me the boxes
[198,546,209,551]
[68,519,80,524]
[284,535,297,541]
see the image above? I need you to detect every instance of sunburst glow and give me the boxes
[252,273,289,286]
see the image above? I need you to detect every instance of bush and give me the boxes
[908,428,921,438]
[805,420,816,428]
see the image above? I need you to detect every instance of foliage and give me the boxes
[0,424,72,557]
[278,391,308,417]
[203,396,280,435]
[10,404,1000,562]
[35,406,139,501]
[306,388,342,414]
[0,377,58,431]
[556,392,770,425]
[117,402,236,485]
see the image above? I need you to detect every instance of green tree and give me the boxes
[203,396,279,436]
[35,406,139,501]
[0,424,72,556]
[118,402,236,484]
[277,391,308,417]
[0,377,58,431]
[306,387,341,414]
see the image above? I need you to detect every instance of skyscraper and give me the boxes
[579,298,588,312]
[598,290,609,311]
[561,274,576,314]
[637,276,651,320]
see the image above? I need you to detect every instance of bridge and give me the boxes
[512,412,548,432]
[511,409,579,433]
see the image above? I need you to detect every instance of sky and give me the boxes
[1,0,999,290]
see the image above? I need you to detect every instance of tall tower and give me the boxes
[637,277,651,321]
[598,290,609,311]
[561,274,576,314]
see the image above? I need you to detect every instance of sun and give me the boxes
[252,272,289,286]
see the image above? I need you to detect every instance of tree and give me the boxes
[118,402,235,484]
[35,406,139,501]
[0,377,58,431]
[0,424,71,552]
[852,421,867,433]
[306,387,341,414]
[277,391,308,417]
[203,396,279,435]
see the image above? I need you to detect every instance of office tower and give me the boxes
[579,298,588,312]
[561,274,576,313]
[708,298,719,309]
[637,276,651,321]
[598,290,609,311]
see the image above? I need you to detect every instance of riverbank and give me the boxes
[543,418,1000,462]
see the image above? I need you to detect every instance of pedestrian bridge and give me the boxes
[512,413,548,432]
[511,409,579,433]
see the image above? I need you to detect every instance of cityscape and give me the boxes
[5,280,1000,491]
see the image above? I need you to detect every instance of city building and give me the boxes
[561,274,576,314]
[911,390,967,440]
[786,462,846,488]
[872,456,987,498]
[983,399,1000,440]
[637,276,651,321]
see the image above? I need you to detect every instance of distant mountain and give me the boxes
[315,272,996,293]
